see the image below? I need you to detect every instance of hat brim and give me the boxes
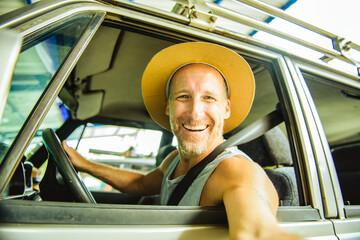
[142,42,255,133]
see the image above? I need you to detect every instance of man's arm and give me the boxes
[62,141,175,196]
[213,156,302,240]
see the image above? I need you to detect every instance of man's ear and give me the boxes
[224,99,231,119]
[165,101,169,116]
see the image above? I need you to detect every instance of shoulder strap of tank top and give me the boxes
[167,141,228,205]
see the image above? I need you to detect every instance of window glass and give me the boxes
[66,124,163,192]
[237,65,300,206]
[304,73,360,205]
[0,15,92,164]
[3,97,68,197]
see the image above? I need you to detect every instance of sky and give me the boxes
[286,0,359,43]
[253,0,360,75]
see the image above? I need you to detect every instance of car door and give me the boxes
[0,2,105,196]
[0,1,344,239]
[290,59,360,239]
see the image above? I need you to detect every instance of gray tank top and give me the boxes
[160,146,251,206]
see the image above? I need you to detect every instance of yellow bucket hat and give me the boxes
[142,42,255,133]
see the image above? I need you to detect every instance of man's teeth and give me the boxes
[183,124,207,131]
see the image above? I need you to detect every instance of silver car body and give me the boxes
[0,0,359,239]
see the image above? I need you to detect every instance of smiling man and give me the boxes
[63,42,302,240]
[167,63,230,157]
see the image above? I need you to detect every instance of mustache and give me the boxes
[178,117,211,126]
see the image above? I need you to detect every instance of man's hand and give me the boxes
[62,140,89,172]
[61,140,165,196]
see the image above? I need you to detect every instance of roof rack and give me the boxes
[170,0,360,76]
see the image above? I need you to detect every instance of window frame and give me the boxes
[292,58,360,220]
[0,10,105,196]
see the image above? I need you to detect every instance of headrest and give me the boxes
[263,127,293,166]
[238,126,292,167]
[156,145,177,167]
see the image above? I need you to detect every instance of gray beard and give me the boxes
[171,119,224,157]
[177,135,209,156]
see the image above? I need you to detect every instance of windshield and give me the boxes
[0,15,92,163]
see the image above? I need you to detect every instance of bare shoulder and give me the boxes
[215,155,265,181]
[201,155,278,208]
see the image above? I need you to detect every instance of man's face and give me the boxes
[166,63,231,156]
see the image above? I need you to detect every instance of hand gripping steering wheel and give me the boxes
[42,128,96,203]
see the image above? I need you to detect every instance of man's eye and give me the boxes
[177,95,189,99]
[204,96,215,101]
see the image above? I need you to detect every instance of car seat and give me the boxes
[155,144,177,167]
[238,126,299,206]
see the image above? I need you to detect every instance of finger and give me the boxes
[62,140,68,149]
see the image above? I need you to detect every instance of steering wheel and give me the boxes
[42,128,96,203]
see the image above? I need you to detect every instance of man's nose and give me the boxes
[189,98,204,120]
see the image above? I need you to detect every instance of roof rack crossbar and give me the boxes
[203,0,360,75]
[207,2,351,64]
[233,0,338,41]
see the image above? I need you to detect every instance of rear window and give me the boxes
[303,72,360,206]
